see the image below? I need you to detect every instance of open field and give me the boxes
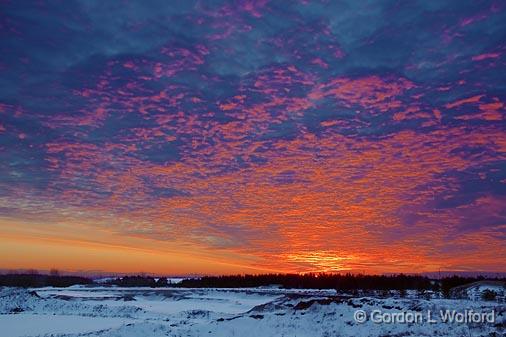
[1,286,504,337]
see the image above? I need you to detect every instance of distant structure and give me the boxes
[450,280,505,302]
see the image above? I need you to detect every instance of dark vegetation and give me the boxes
[439,275,486,298]
[1,272,503,298]
[179,273,505,297]
[0,273,92,288]
[106,275,168,287]
[481,289,497,301]
[178,273,437,291]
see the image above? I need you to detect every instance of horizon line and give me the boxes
[2,268,505,279]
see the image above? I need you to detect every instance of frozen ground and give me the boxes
[0,286,504,337]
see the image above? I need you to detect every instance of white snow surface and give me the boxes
[1,314,133,337]
[0,286,504,337]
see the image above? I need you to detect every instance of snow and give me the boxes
[469,284,505,300]
[0,286,504,337]
[94,277,117,284]
[167,278,184,284]
[93,277,185,285]
[1,314,134,337]
[129,290,281,315]
[450,281,506,301]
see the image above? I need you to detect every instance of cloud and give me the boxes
[0,0,505,273]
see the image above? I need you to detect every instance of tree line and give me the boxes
[1,272,503,298]
[0,273,92,287]
[178,273,437,290]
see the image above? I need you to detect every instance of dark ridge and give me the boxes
[1,272,504,296]
[0,273,92,288]
[105,275,169,287]
[178,273,435,290]
[177,273,505,296]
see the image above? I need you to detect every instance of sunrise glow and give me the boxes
[0,1,505,275]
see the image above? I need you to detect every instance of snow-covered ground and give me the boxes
[0,286,504,337]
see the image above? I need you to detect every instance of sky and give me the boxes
[0,0,505,275]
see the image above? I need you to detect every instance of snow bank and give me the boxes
[0,287,504,337]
